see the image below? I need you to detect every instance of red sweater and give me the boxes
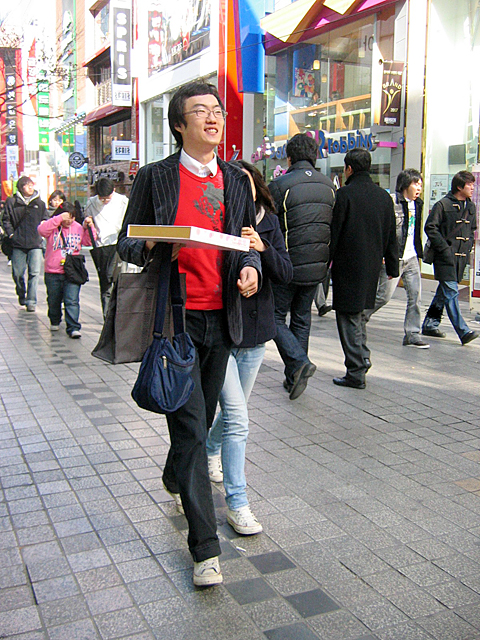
[176,165,226,310]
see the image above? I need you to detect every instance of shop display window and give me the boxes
[97,119,132,164]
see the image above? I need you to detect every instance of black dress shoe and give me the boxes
[461,330,480,345]
[289,362,316,400]
[333,376,366,389]
[317,304,332,317]
[422,328,446,338]
[283,380,292,393]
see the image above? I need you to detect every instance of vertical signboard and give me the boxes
[0,48,23,199]
[37,71,50,152]
[380,61,404,127]
[111,0,132,106]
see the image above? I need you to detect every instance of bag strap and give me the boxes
[87,224,97,248]
[152,245,185,337]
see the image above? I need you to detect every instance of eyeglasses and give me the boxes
[183,107,227,120]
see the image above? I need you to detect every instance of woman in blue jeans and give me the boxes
[206,160,293,535]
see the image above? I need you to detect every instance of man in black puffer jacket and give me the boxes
[3,176,47,311]
[268,134,335,400]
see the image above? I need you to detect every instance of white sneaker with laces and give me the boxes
[193,556,223,586]
[227,505,263,535]
[162,481,184,515]
[208,454,223,483]
[50,325,60,332]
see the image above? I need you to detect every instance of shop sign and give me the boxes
[251,129,375,164]
[69,152,86,169]
[6,146,19,181]
[380,61,404,127]
[111,140,135,160]
[110,0,132,107]
[37,71,50,152]
[147,0,211,76]
[5,63,18,147]
[88,166,121,185]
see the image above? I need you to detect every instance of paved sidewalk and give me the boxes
[2,254,480,640]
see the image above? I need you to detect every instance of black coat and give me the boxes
[424,192,476,283]
[330,171,399,313]
[268,161,335,286]
[3,192,47,250]
[239,211,293,348]
[117,152,262,346]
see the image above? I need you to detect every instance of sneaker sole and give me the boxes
[405,343,430,349]
[193,572,223,587]
[209,474,224,483]
[226,514,263,535]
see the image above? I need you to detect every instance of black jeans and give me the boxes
[93,245,119,318]
[162,309,232,562]
[272,282,317,384]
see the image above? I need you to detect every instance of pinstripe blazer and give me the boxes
[117,152,261,345]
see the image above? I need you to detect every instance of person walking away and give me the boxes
[268,133,335,400]
[330,149,398,389]
[206,160,292,535]
[117,81,261,587]
[3,176,47,312]
[364,169,429,349]
[38,202,96,338]
[422,171,479,345]
[84,178,128,317]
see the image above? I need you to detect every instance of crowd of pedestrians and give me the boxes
[0,80,479,590]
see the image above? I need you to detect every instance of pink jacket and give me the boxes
[38,215,97,274]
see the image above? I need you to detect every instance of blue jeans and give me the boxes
[162,310,231,562]
[364,257,422,338]
[206,344,266,510]
[44,273,81,334]
[11,248,43,306]
[272,282,317,385]
[423,281,470,340]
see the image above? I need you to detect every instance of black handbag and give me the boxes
[60,232,89,285]
[131,245,195,414]
[1,234,13,259]
[422,239,434,265]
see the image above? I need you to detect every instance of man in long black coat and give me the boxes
[330,149,398,389]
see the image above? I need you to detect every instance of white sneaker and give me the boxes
[162,481,184,515]
[227,505,263,535]
[69,330,81,339]
[50,325,60,332]
[193,556,223,587]
[208,454,223,483]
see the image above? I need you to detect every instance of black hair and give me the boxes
[16,176,34,194]
[48,190,66,207]
[230,160,276,215]
[344,148,371,173]
[451,171,475,194]
[168,81,224,149]
[396,169,422,194]
[56,201,76,216]
[95,178,115,197]
[286,134,318,168]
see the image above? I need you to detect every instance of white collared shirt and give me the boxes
[180,149,218,178]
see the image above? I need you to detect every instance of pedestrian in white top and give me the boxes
[84,178,128,317]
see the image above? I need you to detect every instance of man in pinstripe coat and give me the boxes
[117,81,261,587]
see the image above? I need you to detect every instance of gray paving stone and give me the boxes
[39,595,90,627]
[0,606,42,635]
[95,606,149,638]
[47,617,100,640]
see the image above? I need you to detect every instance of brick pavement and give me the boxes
[2,252,480,639]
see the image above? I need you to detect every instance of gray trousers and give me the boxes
[336,311,369,384]
[364,256,422,338]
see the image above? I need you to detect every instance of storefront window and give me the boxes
[98,119,132,164]
[262,7,396,186]
[145,98,167,163]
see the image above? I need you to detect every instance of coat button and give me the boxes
[249,310,257,318]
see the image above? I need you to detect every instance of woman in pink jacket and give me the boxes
[38,202,96,338]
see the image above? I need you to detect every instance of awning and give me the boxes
[261,0,396,45]
[84,103,130,126]
[83,44,110,68]
[54,112,86,133]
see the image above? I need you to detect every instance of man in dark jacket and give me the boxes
[268,134,335,400]
[117,81,261,587]
[3,176,47,311]
[422,171,478,345]
[364,169,429,348]
[330,149,398,389]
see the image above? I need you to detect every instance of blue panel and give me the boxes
[236,0,265,94]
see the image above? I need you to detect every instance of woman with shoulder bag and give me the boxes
[206,160,293,535]
[38,202,96,338]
